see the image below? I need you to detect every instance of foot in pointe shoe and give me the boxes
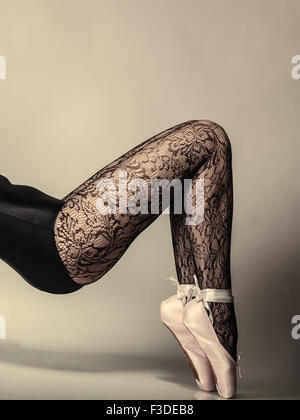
[161,278,215,393]
[161,276,240,399]
[182,275,240,399]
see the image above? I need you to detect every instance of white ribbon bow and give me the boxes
[166,275,234,325]
[166,277,194,304]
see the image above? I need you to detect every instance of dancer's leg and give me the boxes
[170,210,197,285]
[54,119,237,360]
[54,120,213,285]
[169,123,238,360]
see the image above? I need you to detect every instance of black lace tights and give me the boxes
[54,120,238,360]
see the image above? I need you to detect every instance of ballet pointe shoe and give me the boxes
[183,275,239,399]
[160,279,215,392]
[0,175,82,294]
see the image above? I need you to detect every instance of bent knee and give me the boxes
[193,119,231,151]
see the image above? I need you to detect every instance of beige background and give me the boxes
[0,0,299,399]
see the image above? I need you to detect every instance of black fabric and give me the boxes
[0,175,83,294]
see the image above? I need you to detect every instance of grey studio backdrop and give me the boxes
[0,0,299,399]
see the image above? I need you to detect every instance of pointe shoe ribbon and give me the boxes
[167,275,234,325]
[237,352,242,379]
[192,275,234,324]
[166,277,194,304]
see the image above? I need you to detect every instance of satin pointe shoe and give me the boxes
[0,175,82,294]
[183,275,240,399]
[160,277,215,392]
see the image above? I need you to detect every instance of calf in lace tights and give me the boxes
[54,119,238,361]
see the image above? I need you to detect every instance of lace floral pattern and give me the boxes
[210,302,238,361]
[54,119,237,359]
